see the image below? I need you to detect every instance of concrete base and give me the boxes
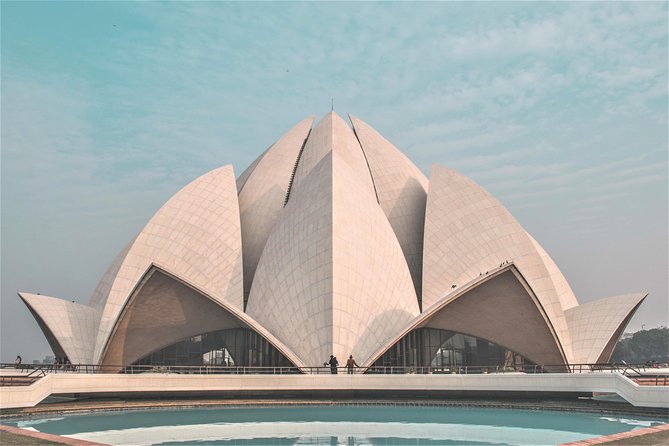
[1,372,667,410]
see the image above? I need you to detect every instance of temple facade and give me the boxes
[19,113,646,372]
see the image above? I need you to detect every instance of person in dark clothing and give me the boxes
[346,355,358,374]
[328,355,339,374]
[14,355,22,369]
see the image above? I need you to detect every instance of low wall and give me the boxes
[1,372,667,410]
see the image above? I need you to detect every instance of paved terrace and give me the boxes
[1,367,667,410]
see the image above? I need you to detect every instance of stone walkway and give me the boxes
[561,423,669,445]
[0,425,107,446]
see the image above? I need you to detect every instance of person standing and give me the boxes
[14,355,22,369]
[328,355,339,374]
[346,355,358,374]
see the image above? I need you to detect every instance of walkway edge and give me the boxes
[560,422,669,445]
[2,372,667,409]
[0,424,109,446]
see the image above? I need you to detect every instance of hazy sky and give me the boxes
[1,2,667,362]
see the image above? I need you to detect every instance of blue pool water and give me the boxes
[4,405,667,445]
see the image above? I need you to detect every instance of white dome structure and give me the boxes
[20,112,646,371]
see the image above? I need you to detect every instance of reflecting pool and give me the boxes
[5,405,667,446]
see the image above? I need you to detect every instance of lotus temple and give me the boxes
[19,112,647,373]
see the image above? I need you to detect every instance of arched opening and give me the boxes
[99,266,302,370]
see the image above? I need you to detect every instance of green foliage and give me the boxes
[611,326,669,364]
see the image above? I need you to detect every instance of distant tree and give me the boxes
[611,326,669,364]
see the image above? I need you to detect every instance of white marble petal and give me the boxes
[236,145,272,193]
[19,293,100,365]
[422,165,572,361]
[92,165,243,362]
[290,112,375,201]
[238,117,314,304]
[527,232,579,311]
[246,153,335,367]
[89,237,136,312]
[349,114,428,307]
[566,293,647,364]
[248,150,419,368]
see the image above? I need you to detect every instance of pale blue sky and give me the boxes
[1,2,667,362]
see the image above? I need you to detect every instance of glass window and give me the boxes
[369,328,534,373]
[133,328,295,368]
